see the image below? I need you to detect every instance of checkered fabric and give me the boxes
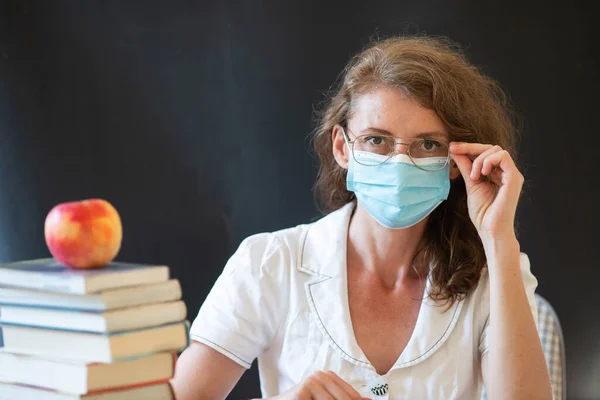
[481,294,566,400]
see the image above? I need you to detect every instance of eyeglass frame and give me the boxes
[341,126,451,172]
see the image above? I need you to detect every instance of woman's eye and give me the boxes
[365,136,386,146]
[421,139,440,150]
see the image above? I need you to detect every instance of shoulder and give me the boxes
[223,221,312,276]
[227,203,355,279]
[235,203,354,263]
[242,221,313,256]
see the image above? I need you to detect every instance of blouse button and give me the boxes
[368,376,389,396]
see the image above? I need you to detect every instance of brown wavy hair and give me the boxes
[311,35,519,306]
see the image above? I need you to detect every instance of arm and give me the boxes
[450,142,552,400]
[170,341,246,400]
[480,237,551,400]
[175,234,286,399]
[171,343,367,400]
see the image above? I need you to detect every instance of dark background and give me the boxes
[1,1,597,399]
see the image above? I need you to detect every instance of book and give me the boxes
[0,381,173,399]
[0,300,187,333]
[0,321,189,363]
[0,352,176,394]
[0,279,182,311]
[0,259,169,294]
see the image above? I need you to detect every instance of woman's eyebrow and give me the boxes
[415,131,448,139]
[361,127,394,135]
[362,127,448,139]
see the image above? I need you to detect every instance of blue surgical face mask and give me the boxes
[346,151,451,229]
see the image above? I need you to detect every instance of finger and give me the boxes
[480,150,522,185]
[482,159,499,177]
[486,152,524,216]
[481,148,514,177]
[309,381,335,400]
[449,142,494,158]
[471,145,503,181]
[323,371,365,400]
[450,153,475,190]
[313,371,353,400]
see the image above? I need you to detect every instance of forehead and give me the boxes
[349,87,448,138]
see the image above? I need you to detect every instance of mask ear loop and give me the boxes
[341,127,353,159]
[340,127,357,202]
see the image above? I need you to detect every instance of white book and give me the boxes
[0,322,189,363]
[0,259,169,294]
[0,279,182,311]
[0,300,187,333]
[0,382,173,399]
[0,352,175,394]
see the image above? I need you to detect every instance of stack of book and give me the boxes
[0,258,189,399]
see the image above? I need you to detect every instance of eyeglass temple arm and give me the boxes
[340,127,354,144]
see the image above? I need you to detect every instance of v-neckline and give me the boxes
[343,260,430,375]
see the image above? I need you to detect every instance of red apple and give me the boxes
[44,199,123,269]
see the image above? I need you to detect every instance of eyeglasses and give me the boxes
[342,127,450,171]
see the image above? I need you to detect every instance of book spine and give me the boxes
[85,377,172,395]
[0,302,103,312]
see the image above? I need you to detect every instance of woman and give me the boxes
[171,36,552,399]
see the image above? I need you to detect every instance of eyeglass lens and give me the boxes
[352,135,449,170]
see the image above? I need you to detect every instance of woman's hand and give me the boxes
[449,143,524,242]
[264,371,368,400]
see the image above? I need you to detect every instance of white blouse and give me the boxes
[190,202,538,399]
